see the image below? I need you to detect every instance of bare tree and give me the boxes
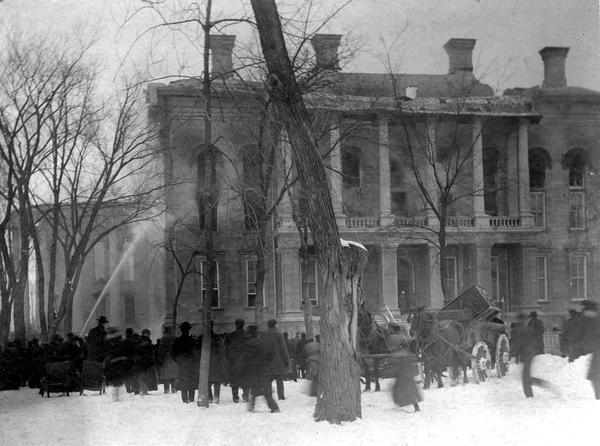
[250,0,368,424]
[0,34,163,342]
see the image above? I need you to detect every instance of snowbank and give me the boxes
[0,355,597,446]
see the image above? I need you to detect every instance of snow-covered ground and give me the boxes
[1,354,598,446]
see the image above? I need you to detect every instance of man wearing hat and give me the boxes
[87,316,109,362]
[171,322,199,403]
[580,300,600,398]
[512,312,557,397]
[260,319,290,400]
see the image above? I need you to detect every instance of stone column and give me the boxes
[278,130,294,229]
[380,244,398,311]
[519,244,540,310]
[518,119,534,226]
[472,117,488,226]
[474,243,492,293]
[328,117,345,226]
[280,247,301,313]
[428,243,444,309]
[378,117,394,225]
[425,119,438,227]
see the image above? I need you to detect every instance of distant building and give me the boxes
[142,35,599,334]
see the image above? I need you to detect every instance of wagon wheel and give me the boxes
[471,341,492,384]
[495,334,510,377]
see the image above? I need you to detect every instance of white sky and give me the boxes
[1,0,598,93]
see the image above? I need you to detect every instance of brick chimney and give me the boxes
[444,38,476,74]
[210,34,236,78]
[311,34,342,71]
[539,47,569,88]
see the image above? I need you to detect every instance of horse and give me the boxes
[407,307,469,389]
[357,308,394,392]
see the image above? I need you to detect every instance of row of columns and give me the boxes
[279,115,534,226]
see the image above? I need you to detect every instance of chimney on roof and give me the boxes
[539,47,569,88]
[444,38,476,74]
[311,34,342,71]
[210,34,236,79]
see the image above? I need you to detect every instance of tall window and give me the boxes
[569,254,587,300]
[122,239,135,281]
[242,145,264,230]
[530,191,546,228]
[301,256,318,306]
[569,191,585,229]
[397,258,413,313]
[124,293,135,325]
[94,242,107,281]
[341,146,361,189]
[529,148,551,227]
[536,256,548,302]
[442,256,457,300]
[390,157,407,216]
[246,259,264,307]
[563,148,587,229]
[483,147,499,216]
[200,260,220,308]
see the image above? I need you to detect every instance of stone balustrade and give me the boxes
[488,216,521,227]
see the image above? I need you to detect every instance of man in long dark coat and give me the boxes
[261,319,290,400]
[157,326,177,394]
[87,316,109,362]
[171,322,198,403]
[512,312,557,397]
[527,311,545,355]
[225,319,248,402]
[244,325,280,413]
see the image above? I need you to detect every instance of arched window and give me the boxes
[483,147,499,216]
[562,148,590,229]
[341,146,361,188]
[529,148,552,189]
[529,148,552,227]
[562,148,589,188]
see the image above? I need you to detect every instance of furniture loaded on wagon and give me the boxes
[435,285,510,382]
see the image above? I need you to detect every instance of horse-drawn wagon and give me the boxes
[409,285,510,387]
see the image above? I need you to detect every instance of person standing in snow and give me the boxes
[104,329,133,402]
[87,316,109,362]
[303,335,320,397]
[388,323,421,412]
[157,326,178,394]
[225,319,249,403]
[244,325,280,413]
[261,318,290,400]
[580,300,600,399]
[512,312,556,398]
[171,322,199,403]
[561,308,583,362]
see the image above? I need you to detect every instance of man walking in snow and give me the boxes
[261,319,290,400]
[512,312,557,398]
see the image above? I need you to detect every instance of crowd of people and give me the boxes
[509,301,600,399]
[2,302,599,408]
[0,316,323,413]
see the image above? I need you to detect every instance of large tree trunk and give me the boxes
[196,1,215,407]
[250,0,363,423]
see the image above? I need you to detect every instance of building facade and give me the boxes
[146,35,600,335]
